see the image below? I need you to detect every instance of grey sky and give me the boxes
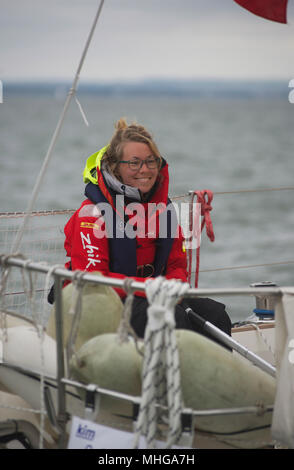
[1,0,293,82]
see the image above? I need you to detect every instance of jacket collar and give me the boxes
[101,165,142,201]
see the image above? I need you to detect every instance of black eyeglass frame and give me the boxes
[118,156,161,170]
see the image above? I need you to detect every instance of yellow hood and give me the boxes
[82,145,109,185]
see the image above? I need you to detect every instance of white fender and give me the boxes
[70,334,143,416]
[70,329,276,448]
[0,326,57,409]
[46,271,123,350]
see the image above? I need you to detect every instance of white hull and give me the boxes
[0,316,276,449]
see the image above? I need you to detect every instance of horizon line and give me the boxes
[2,76,289,85]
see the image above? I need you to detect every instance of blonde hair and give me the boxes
[102,118,161,179]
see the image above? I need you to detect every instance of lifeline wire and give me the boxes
[2,184,294,218]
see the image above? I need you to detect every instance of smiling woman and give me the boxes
[57,117,231,341]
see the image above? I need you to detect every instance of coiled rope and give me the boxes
[65,270,87,369]
[188,190,215,288]
[133,277,189,449]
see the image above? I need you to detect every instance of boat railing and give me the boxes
[1,187,294,319]
[0,186,293,448]
[0,253,288,448]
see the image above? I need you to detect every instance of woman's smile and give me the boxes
[117,142,159,194]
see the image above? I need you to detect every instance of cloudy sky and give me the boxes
[1,0,293,82]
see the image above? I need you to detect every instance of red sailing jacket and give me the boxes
[64,156,188,299]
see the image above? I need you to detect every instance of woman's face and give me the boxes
[117,141,159,194]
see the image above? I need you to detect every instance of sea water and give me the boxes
[1,90,294,322]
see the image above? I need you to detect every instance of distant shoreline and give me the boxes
[2,78,288,99]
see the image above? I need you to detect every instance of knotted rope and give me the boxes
[66,270,87,368]
[188,190,215,288]
[116,278,135,344]
[0,253,28,341]
[116,279,143,357]
[133,277,189,449]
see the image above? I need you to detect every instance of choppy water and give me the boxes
[1,92,294,321]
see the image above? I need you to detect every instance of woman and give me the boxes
[61,118,231,342]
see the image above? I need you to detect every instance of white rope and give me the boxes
[133,277,189,449]
[0,257,55,449]
[116,278,135,344]
[66,270,86,368]
[199,260,294,273]
[0,2,105,349]
[247,322,277,363]
[20,259,45,449]
[74,96,89,127]
[0,209,76,218]
[0,253,28,342]
[172,185,294,200]
[194,429,274,449]
[39,263,64,448]
[0,402,46,415]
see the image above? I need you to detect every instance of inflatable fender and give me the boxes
[0,325,57,411]
[177,329,275,445]
[70,329,276,447]
[70,333,143,414]
[46,271,123,350]
[0,326,57,375]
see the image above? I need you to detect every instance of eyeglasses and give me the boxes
[119,156,160,171]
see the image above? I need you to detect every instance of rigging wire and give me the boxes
[1,184,294,217]
[171,185,294,200]
[10,0,105,256]
[199,260,294,273]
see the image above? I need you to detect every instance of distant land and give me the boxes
[4,78,289,99]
